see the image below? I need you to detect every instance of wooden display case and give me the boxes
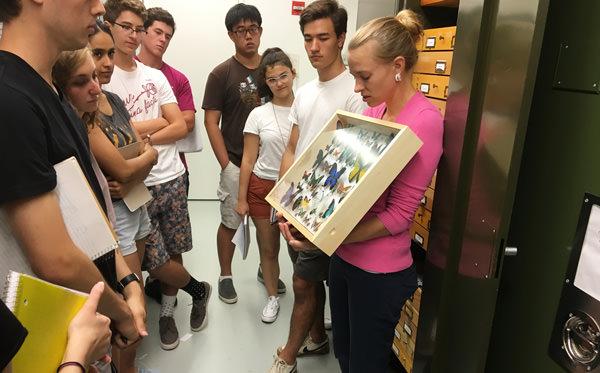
[266,110,422,256]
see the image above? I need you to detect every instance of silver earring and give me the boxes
[395,72,402,82]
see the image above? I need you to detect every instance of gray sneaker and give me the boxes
[218,278,238,304]
[159,316,179,350]
[257,266,287,294]
[191,282,211,331]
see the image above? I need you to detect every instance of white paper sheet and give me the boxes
[232,215,250,260]
[574,204,600,302]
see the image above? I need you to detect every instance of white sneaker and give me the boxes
[262,296,280,323]
[268,353,297,373]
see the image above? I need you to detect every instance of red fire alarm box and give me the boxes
[292,1,305,15]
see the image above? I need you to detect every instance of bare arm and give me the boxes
[142,103,187,145]
[204,109,229,170]
[131,117,168,137]
[279,124,299,178]
[182,110,195,133]
[236,134,260,216]
[4,193,138,341]
[88,126,157,183]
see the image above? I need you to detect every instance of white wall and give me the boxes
[143,0,359,199]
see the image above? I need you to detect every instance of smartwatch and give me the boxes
[117,273,141,293]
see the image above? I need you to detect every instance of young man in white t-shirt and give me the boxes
[103,0,210,352]
[271,1,365,372]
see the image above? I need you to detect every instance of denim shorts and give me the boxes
[113,199,151,257]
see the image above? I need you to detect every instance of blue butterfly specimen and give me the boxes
[321,199,335,218]
[323,163,346,189]
[312,149,325,169]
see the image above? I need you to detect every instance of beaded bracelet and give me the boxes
[56,361,85,372]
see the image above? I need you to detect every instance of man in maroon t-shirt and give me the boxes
[138,7,196,192]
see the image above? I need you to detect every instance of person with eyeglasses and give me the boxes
[235,48,296,324]
[103,0,211,352]
[203,3,287,306]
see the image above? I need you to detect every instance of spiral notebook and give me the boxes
[3,271,88,373]
[0,156,119,291]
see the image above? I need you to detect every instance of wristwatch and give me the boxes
[117,273,141,293]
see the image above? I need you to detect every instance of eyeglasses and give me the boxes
[113,22,146,35]
[232,25,261,38]
[266,72,291,86]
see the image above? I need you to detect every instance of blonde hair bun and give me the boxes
[395,9,424,43]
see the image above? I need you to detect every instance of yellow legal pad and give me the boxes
[3,271,88,373]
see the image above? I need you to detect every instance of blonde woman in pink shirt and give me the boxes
[282,9,443,372]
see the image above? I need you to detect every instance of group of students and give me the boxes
[0,0,443,373]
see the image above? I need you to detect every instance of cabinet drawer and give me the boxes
[410,221,429,249]
[419,26,456,51]
[413,73,450,100]
[414,51,453,75]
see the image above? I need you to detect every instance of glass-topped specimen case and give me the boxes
[266,110,423,256]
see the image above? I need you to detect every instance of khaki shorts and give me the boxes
[217,161,242,230]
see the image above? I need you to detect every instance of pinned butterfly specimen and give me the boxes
[292,195,304,211]
[300,196,310,211]
[308,172,324,188]
[319,161,332,173]
[302,170,311,181]
[323,163,346,189]
[349,158,369,183]
[336,182,352,195]
[312,149,325,169]
[321,199,335,218]
[280,182,295,207]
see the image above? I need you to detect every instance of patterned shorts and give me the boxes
[142,173,193,271]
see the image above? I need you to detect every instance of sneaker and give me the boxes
[257,266,287,294]
[144,278,177,307]
[159,316,179,350]
[261,296,280,323]
[191,282,211,331]
[218,278,238,304]
[297,335,330,356]
[268,353,297,373]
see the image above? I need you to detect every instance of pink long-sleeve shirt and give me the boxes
[335,92,443,273]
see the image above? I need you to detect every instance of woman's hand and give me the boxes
[235,199,249,216]
[279,221,318,252]
[62,282,112,368]
[142,143,158,165]
[107,180,133,199]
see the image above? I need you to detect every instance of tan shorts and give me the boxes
[217,161,242,230]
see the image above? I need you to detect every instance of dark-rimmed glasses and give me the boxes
[112,22,146,35]
[232,25,261,38]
